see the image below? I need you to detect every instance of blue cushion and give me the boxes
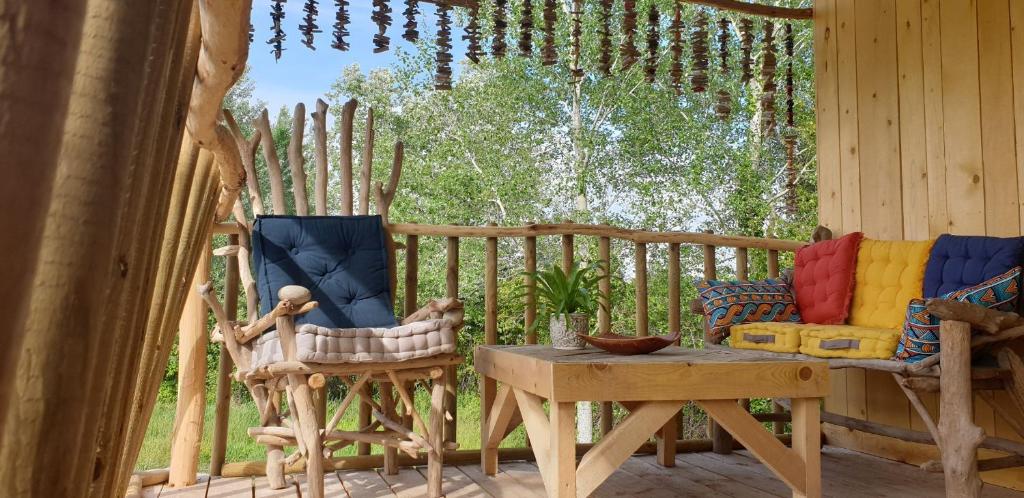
[252,215,397,329]
[923,234,1024,298]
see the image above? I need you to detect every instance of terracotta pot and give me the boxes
[550,313,589,350]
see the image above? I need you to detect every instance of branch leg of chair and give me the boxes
[381,381,399,475]
[428,370,447,497]
[938,320,984,498]
[289,373,325,498]
[893,373,942,447]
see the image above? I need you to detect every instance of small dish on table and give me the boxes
[577,331,681,355]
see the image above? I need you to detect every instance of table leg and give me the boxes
[480,376,497,474]
[790,397,821,498]
[550,401,577,498]
[656,413,678,467]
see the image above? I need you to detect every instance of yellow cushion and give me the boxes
[848,239,934,329]
[798,325,902,359]
[731,323,803,353]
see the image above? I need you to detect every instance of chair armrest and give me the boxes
[402,298,464,326]
[926,298,1024,335]
[236,285,319,343]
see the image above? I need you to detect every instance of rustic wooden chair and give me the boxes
[197,100,462,498]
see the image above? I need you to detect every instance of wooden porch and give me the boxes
[147,447,1024,497]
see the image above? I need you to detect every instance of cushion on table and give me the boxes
[792,231,863,324]
[251,318,457,367]
[730,322,803,353]
[798,325,902,359]
[252,215,398,330]
[696,278,802,338]
[923,234,1024,299]
[848,239,934,329]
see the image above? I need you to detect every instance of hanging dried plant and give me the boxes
[520,0,534,56]
[464,5,484,63]
[542,0,557,65]
[669,0,683,95]
[403,0,419,42]
[718,18,730,73]
[598,0,613,75]
[716,89,732,120]
[435,4,453,90]
[494,0,508,58]
[268,0,286,60]
[371,0,392,53]
[300,0,321,50]
[332,0,351,51]
[784,132,798,215]
[739,18,754,84]
[645,6,660,83]
[620,0,640,71]
[760,21,778,134]
[249,22,255,43]
[785,23,795,127]
[571,0,583,79]
[690,11,709,92]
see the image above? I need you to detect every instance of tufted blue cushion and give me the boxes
[253,215,397,330]
[923,234,1024,298]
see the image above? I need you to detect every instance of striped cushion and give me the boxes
[696,279,802,338]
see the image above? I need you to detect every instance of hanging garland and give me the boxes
[571,0,583,79]
[332,0,350,51]
[598,0,613,75]
[690,11,709,92]
[715,18,731,119]
[371,0,392,53]
[645,6,660,83]
[435,4,453,90]
[300,0,321,50]
[249,22,255,44]
[620,0,640,71]
[739,18,754,84]
[520,0,534,56]
[494,0,509,58]
[669,1,684,95]
[760,21,778,134]
[403,0,419,42]
[268,0,286,60]
[783,23,797,215]
[464,5,484,63]
[542,0,557,65]
[785,23,795,127]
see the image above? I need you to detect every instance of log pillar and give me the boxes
[938,319,985,497]
[168,247,211,487]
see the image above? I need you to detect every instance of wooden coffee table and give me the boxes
[476,345,829,498]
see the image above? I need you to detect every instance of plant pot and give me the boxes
[550,313,589,350]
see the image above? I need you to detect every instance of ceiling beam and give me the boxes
[419,0,812,20]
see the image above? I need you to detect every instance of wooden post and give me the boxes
[524,235,538,344]
[599,236,613,436]
[668,243,681,344]
[210,235,239,476]
[312,98,329,215]
[255,109,287,214]
[359,107,375,215]
[635,242,648,336]
[562,233,574,273]
[288,102,308,215]
[405,234,419,317]
[482,225,499,474]
[736,247,749,280]
[445,236,459,444]
[767,249,780,278]
[381,382,398,475]
[702,239,731,454]
[938,320,985,497]
[169,246,211,487]
[340,99,356,215]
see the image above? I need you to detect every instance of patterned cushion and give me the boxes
[792,232,863,324]
[895,267,1022,363]
[696,279,801,337]
[252,215,398,330]
[848,239,934,329]
[923,234,1024,298]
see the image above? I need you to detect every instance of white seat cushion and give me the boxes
[251,318,457,367]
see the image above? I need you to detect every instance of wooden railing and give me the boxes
[206,220,803,475]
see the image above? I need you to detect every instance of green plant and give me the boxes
[522,262,608,321]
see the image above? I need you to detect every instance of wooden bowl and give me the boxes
[576,331,681,355]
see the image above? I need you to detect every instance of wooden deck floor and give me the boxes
[148,447,1024,497]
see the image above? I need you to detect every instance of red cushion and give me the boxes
[793,232,864,324]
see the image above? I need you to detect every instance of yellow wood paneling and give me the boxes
[1010,1,1024,234]
[835,0,861,234]
[920,0,949,237]
[895,0,928,240]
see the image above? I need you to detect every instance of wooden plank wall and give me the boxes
[814,0,1024,489]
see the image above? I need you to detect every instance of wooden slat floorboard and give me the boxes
[414,464,491,497]
[378,467,427,497]
[457,464,545,498]
[336,470,394,498]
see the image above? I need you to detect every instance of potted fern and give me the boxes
[524,262,606,350]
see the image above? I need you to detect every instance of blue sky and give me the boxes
[248,0,468,112]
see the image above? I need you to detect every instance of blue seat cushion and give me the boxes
[252,215,398,329]
[923,234,1024,298]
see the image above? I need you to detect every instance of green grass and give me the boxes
[136,391,526,471]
